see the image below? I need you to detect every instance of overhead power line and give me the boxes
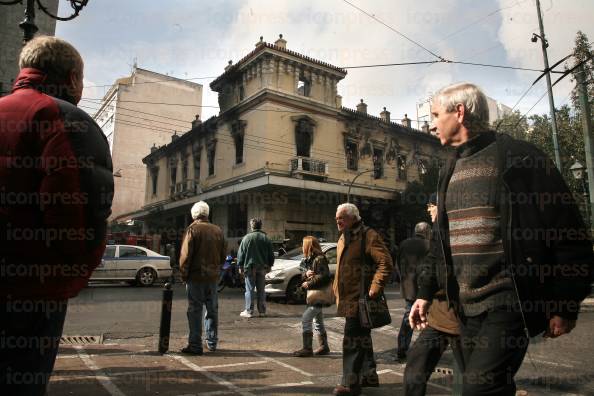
[340,0,447,62]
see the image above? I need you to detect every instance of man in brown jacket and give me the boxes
[179,201,226,355]
[332,203,393,396]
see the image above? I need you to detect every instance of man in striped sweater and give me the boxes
[410,82,593,395]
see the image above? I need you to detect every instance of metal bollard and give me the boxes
[158,282,173,354]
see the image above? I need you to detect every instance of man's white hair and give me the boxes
[433,82,490,130]
[190,201,209,220]
[336,203,361,221]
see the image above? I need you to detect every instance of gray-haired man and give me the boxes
[410,82,593,394]
[237,218,275,318]
[179,201,226,354]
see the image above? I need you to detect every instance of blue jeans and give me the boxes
[244,268,266,314]
[0,299,68,396]
[397,299,414,356]
[186,282,218,351]
[301,305,326,333]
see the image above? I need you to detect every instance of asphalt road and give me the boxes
[52,281,594,395]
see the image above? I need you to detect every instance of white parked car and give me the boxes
[90,245,172,286]
[265,243,337,303]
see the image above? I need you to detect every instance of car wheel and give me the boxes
[286,276,306,304]
[136,267,157,286]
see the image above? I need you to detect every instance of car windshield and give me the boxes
[278,246,304,260]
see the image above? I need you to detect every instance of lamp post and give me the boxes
[1,0,88,43]
[347,169,375,203]
[570,161,591,228]
[532,0,562,171]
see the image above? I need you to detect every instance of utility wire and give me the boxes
[340,0,447,62]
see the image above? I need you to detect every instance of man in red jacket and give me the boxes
[0,36,113,395]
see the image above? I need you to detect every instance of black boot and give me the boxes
[292,331,313,357]
[313,332,330,355]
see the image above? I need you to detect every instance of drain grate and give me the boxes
[434,366,454,375]
[60,335,103,345]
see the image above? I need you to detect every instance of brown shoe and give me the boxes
[332,384,361,395]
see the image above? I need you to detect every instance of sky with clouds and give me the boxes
[51,0,594,127]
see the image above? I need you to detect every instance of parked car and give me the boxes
[90,244,172,286]
[265,242,337,303]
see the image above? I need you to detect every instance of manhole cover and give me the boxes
[60,335,103,345]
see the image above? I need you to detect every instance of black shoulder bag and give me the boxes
[358,228,392,329]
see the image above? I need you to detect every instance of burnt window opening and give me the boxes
[150,167,158,196]
[193,149,201,182]
[297,73,311,97]
[169,159,177,195]
[295,119,313,157]
[346,141,358,171]
[233,134,244,164]
[397,155,407,180]
[181,159,188,183]
[207,141,217,176]
[373,149,384,179]
[239,85,245,101]
[231,121,246,165]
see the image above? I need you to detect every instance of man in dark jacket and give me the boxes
[332,203,393,396]
[410,82,594,395]
[396,222,431,360]
[237,218,275,318]
[0,36,114,395]
[179,201,226,354]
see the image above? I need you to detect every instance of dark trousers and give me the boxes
[342,316,377,388]
[397,299,414,356]
[460,309,528,395]
[403,326,464,396]
[0,299,68,396]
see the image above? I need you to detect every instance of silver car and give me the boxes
[91,244,172,286]
[265,243,337,303]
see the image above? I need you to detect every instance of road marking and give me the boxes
[199,381,314,395]
[251,352,313,377]
[201,360,268,369]
[74,345,127,396]
[171,354,256,396]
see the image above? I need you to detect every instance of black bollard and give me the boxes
[158,282,173,354]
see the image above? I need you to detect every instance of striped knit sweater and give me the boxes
[445,138,516,316]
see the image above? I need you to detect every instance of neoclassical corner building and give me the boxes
[137,35,442,249]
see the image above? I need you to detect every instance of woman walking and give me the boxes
[293,236,332,357]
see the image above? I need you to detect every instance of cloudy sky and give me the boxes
[52,0,594,127]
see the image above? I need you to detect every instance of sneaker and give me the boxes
[181,346,203,355]
[206,344,216,352]
[239,310,253,318]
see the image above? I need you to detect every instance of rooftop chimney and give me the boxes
[191,114,202,128]
[171,131,179,142]
[401,114,411,128]
[255,36,264,47]
[421,120,430,133]
[224,60,233,71]
[274,34,287,49]
[150,143,158,153]
[356,99,367,114]
[380,107,391,123]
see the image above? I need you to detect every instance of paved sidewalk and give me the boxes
[48,316,457,396]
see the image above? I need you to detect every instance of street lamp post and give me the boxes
[570,161,591,230]
[347,169,375,203]
[1,0,88,43]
